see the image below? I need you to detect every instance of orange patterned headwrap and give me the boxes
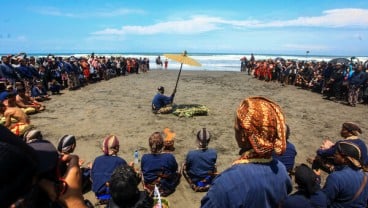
[236,96,286,157]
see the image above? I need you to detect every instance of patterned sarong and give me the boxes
[10,122,32,136]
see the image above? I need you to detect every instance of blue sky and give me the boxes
[1,0,367,56]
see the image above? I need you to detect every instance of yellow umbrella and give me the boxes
[163,50,201,93]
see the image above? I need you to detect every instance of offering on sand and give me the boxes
[172,104,209,117]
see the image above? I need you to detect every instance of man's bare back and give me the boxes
[16,89,45,111]
[3,106,30,128]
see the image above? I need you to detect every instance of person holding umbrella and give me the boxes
[151,51,200,114]
[151,86,176,114]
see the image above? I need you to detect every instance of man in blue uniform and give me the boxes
[151,86,175,114]
[183,128,217,192]
[201,96,292,208]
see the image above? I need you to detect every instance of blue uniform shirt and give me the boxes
[91,155,127,194]
[323,165,368,208]
[185,148,217,183]
[201,159,292,208]
[282,190,328,208]
[273,141,297,172]
[152,93,174,110]
[141,153,178,190]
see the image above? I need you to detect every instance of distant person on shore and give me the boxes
[250,53,256,73]
[156,56,163,69]
[201,96,292,208]
[152,86,176,114]
[240,56,248,72]
[164,59,168,70]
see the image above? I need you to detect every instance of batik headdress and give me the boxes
[233,96,287,165]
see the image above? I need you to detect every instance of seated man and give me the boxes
[0,81,8,103]
[48,79,61,95]
[16,87,45,114]
[108,164,154,208]
[151,86,175,114]
[31,81,51,102]
[57,134,92,194]
[91,134,127,204]
[200,97,292,207]
[0,93,32,136]
[322,142,368,207]
[308,122,368,173]
[182,128,217,192]
[141,132,181,197]
[282,164,327,208]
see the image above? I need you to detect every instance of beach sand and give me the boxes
[31,69,368,208]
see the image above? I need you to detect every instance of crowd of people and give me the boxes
[1,52,368,208]
[240,55,368,107]
[0,52,151,136]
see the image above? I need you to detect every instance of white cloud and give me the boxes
[93,28,126,36]
[91,8,368,36]
[34,7,76,17]
[267,8,368,28]
[33,7,144,18]
[92,16,221,36]
[211,8,368,28]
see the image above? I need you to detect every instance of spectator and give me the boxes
[201,96,292,208]
[57,134,92,194]
[107,164,154,208]
[16,87,45,113]
[322,142,368,207]
[182,128,217,192]
[0,93,32,136]
[31,80,51,102]
[348,65,365,107]
[141,131,181,197]
[91,134,127,203]
[281,164,327,208]
[309,122,368,173]
[0,125,90,208]
[48,79,62,95]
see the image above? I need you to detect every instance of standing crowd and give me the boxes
[241,55,368,107]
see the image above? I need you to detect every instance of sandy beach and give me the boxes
[30,69,368,208]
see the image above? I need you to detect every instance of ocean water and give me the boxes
[6,52,368,72]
